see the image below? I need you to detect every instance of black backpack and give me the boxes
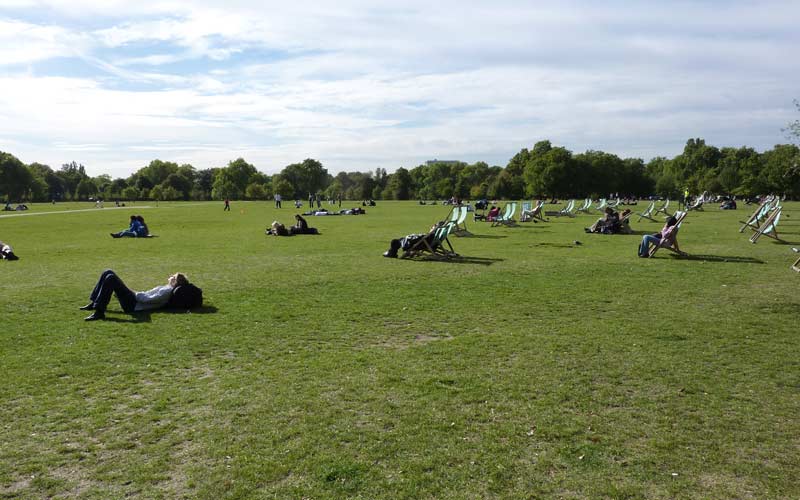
[167,283,203,310]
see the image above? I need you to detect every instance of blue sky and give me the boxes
[1,0,798,177]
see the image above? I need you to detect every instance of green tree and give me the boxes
[76,178,98,200]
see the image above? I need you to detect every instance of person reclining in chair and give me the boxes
[638,215,678,258]
[383,223,440,258]
[586,207,619,233]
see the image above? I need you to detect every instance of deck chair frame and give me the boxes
[401,222,458,260]
[749,208,782,243]
[453,206,471,236]
[654,199,671,217]
[649,211,687,258]
[637,201,656,222]
[491,202,517,227]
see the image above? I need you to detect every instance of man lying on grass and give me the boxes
[80,270,202,321]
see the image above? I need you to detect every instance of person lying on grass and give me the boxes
[638,215,678,258]
[266,220,290,236]
[80,270,189,321]
[1,240,19,260]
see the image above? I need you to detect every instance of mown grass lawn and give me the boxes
[1,200,799,499]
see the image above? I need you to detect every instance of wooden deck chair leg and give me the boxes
[792,256,800,272]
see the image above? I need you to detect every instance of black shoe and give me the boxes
[5,252,18,260]
[383,251,397,258]
[85,311,105,321]
[79,303,95,311]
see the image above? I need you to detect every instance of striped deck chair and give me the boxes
[453,206,471,236]
[649,211,687,257]
[739,199,774,233]
[401,221,458,260]
[531,200,548,222]
[519,201,532,222]
[637,201,656,222]
[594,198,607,211]
[654,199,671,217]
[559,199,576,217]
[749,207,782,243]
[491,202,518,227]
[576,198,592,213]
[607,198,621,208]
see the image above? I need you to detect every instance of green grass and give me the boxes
[1,200,799,499]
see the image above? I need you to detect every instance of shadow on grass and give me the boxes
[531,242,582,248]
[668,254,765,264]
[101,305,219,323]
[446,256,504,266]
[462,234,508,239]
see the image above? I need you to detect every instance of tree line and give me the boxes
[2,138,799,203]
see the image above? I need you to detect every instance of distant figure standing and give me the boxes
[316,194,321,209]
[309,192,314,208]
[224,198,230,211]
[338,193,342,207]
[274,193,282,208]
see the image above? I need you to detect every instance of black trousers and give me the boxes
[89,270,137,313]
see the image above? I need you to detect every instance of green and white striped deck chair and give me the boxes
[739,200,774,233]
[749,207,782,243]
[594,198,607,210]
[402,221,458,259]
[520,201,533,222]
[637,201,656,222]
[531,200,548,222]
[654,199,671,217]
[576,198,592,213]
[607,198,621,208]
[491,202,518,227]
[559,199,576,217]
[453,206,471,236]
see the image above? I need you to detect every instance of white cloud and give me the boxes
[0,1,798,176]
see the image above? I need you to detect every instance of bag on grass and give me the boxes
[167,283,203,310]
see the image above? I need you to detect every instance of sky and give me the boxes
[1,0,798,178]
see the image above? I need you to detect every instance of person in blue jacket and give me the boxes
[111,215,144,238]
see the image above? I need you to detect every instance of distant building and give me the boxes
[425,159,461,166]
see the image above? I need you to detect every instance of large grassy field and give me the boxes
[1,200,798,499]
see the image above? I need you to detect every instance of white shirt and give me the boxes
[135,285,174,311]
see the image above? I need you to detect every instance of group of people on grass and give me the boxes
[266,215,319,236]
[111,215,150,238]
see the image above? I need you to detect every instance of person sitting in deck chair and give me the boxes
[638,215,678,258]
[383,223,440,258]
[486,205,501,222]
[586,207,619,234]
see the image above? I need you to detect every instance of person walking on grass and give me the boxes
[224,198,230,211]
[80,270,189,321]
[274,193,282,208]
